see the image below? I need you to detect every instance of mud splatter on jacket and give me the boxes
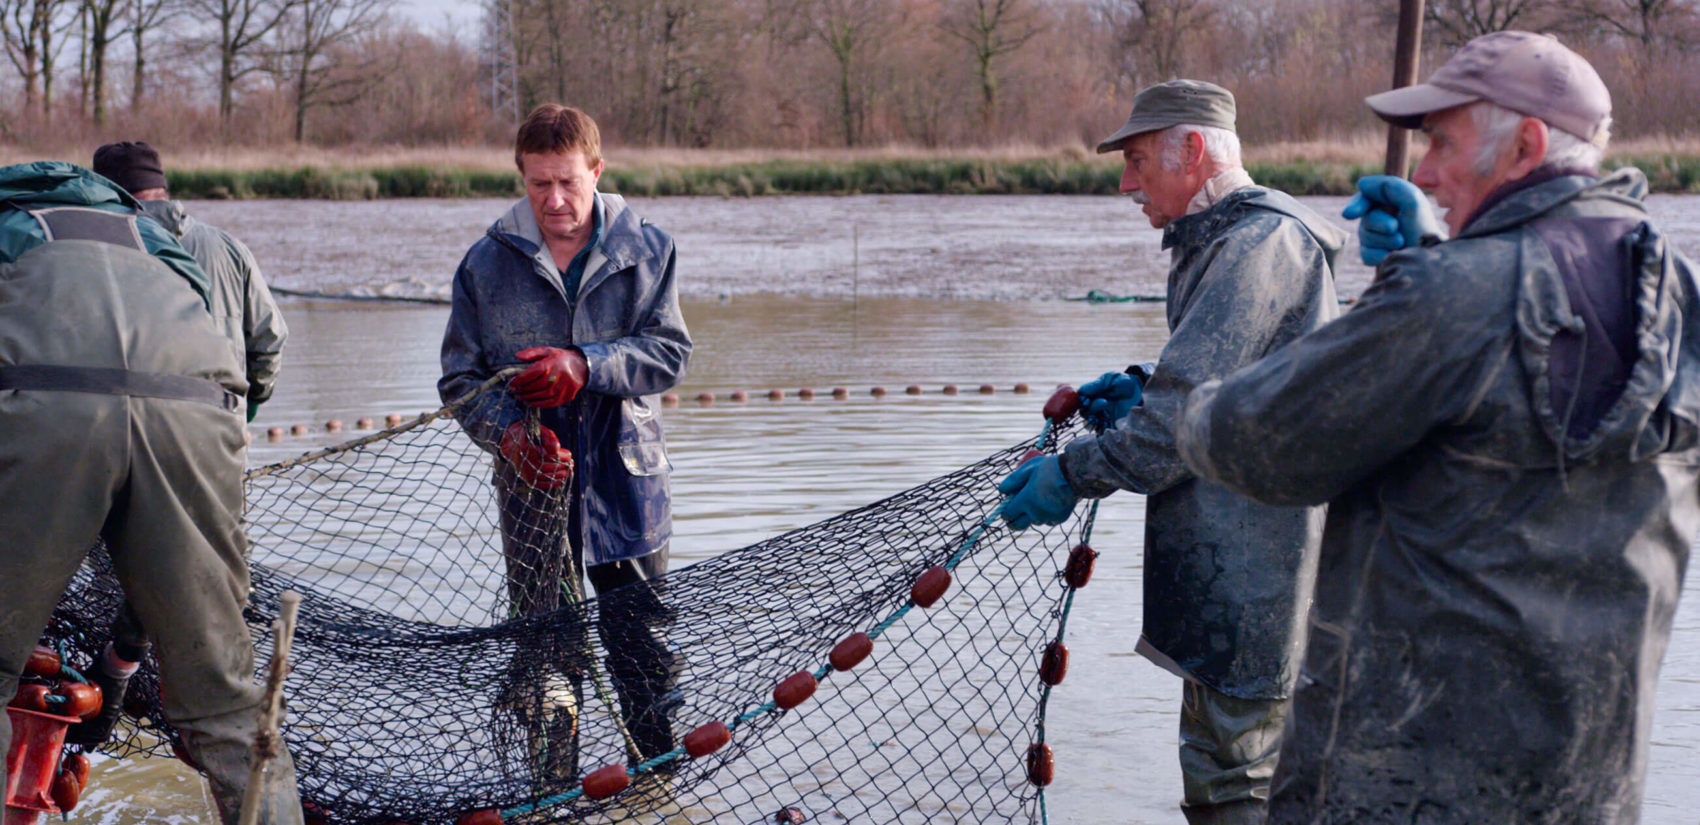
[1061,185,1345,700]
[1178,169,1698,824]
[439,192,692,566]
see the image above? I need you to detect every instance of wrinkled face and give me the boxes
[1119,132,1193,229]
[1411,106,1503,236]
[521,150,603,247]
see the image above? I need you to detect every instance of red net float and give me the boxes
[697,392,715,405]
[831,387,849,400]
[24,646,59,678]
[64,753,90,788]
[978,384,995,394]
[1064,544,1098,589]
[905,385,922,395]
[798,388,816,400]
[1014,382,1031,393]
[455,807,502,825]
[51,769,81,812]
[356,417,374,430]
[57,681,101,720]
[942,385,959,396]
[385,413,404,427]
[661,393,680,407]
[325,420,342,432]
[774,807,806,824]
[582,764,630,799]
[910,566,951,608]
[684,721,731,758]
[829,633,873,671]
[1026,743,1054,787]
[10,684,52,711]
[730,390,749,402]
[772,671,817,710]
[1042,386,1081,422]
[290,424,308,436]
[768,389,784,401]
[870,386,887,397]
[1039,642,1069,686]
[266,427,284,441]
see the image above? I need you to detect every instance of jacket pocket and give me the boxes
[618,395,671,476]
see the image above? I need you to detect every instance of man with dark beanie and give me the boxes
[93,141,287,424]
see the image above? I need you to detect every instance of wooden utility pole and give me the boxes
[1384,0,1427,177]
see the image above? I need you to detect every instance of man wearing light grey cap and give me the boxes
[1174,31,1700,824]
[996,79,1344,825]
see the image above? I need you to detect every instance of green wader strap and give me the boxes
[0,365,241,412]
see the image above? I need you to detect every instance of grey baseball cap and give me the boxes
[1096,79,1237,154]
[1365,30,1610,142]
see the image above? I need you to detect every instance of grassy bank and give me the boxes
[12,140,1700,198]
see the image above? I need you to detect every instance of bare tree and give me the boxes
[128,0,174,108]
[1558,0,1700,54]
[1424,0,1558,46]
[1099,0,1218,88]
[80,0,129,124]
[274,0,394,140]
[940,0,1043,127]
[184,0,297,128]
[3,0,75,116]
[808,0,890,146]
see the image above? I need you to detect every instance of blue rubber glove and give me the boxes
[997,455,1080,530]
[1077,371,1143,431]
[1342,175,1445,266]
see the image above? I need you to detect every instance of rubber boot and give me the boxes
[1181,799,1268,825]
[65,640,148,747]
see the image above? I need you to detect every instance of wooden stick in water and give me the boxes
[238,590,302,825]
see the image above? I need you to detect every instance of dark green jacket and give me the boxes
[0,162,209,303]
[1061,185,1345,700]
[1179,169,1697,823]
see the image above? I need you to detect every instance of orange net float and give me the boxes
[63,753,89,790]
[684,721,732,758]
[772,671,817,710]
[50,768,81,812]
[1042,386,1081,422]
[454,807,502,825]
[56,681,101,720]
[24,646,59,679]
[1025,743,1055,787]
[905,385,923,395]
[829,633,873,671]
[730,390,749,402]
[581,765,631,799]
[978,384,995,395]
[1064,543,1098,589]
[797,388,816,400]
[942,385,959,396]
[767,389,784,401]
[831,387,849,400]
[9,684,52,712]
[1039,642,1069,686]
[909,566,951,608]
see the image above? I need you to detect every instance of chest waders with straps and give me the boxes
[0,206,241,413]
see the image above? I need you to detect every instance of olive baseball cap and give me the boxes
[1096,79,1237,154]
[1365,31,1610,143]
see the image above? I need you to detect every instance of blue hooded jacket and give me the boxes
[439,192,692,565]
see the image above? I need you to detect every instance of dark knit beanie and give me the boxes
[92,141,168,194]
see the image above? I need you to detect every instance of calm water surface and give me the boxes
[74,195,1700,825]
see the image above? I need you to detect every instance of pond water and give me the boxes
[71,194,1700,825]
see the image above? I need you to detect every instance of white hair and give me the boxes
[1470,102,1608,176]
[1156,123,1242,172]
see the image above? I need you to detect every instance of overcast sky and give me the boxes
[396,0,481,34]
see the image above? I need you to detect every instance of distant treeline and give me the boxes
[159,154,1700,199]
[5,0,1699,154]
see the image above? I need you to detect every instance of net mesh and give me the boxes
[45,381,1096,825]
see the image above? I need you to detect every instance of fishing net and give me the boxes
[44,379,1101,825]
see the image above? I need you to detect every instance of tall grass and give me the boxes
[14,139,1700,199]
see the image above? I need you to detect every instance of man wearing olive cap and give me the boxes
[1175,32,1698,823]
[996,79,1345,825]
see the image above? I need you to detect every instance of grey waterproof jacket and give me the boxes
[1177,169,1698,824]
[440,192,691,566]
[1061,186,1344,700]
[139,200,287,405]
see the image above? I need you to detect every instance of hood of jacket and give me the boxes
[0,162,210,303]
[485,192,654,301]
[1162,185,1348,266]
[1471,168,1700,462]
[138,198,193,236]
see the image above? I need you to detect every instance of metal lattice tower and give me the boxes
[480,0,519,120]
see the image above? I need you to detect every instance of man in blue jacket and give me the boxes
[439,104,692,778]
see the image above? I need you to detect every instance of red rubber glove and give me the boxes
[509,347,588,408]
[499,422,574,490]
